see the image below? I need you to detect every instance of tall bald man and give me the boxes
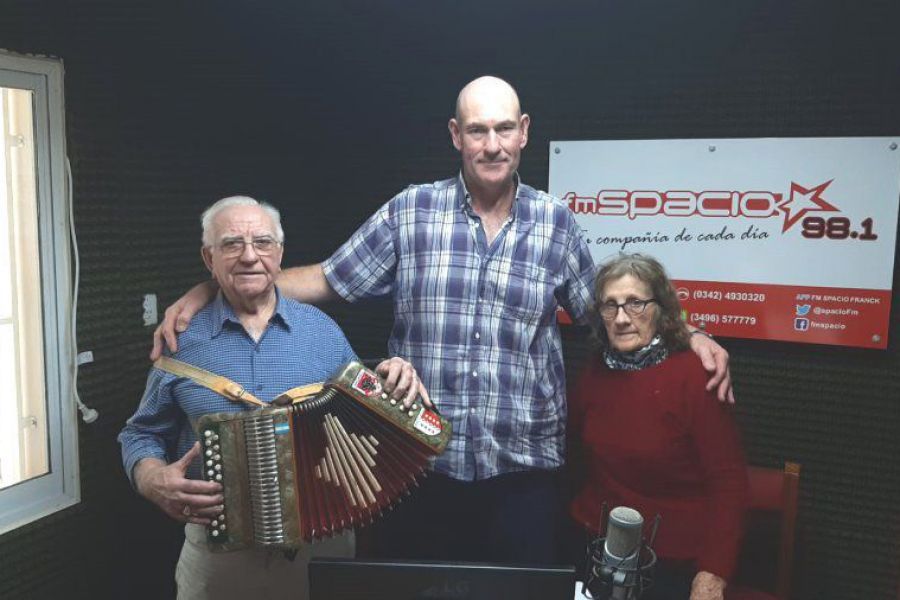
[153,76,732,564]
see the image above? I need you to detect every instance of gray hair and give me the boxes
[200,195,284,247]
[591,253,691,352]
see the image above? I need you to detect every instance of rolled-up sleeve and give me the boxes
[322,199,398,302]
[557,218,596,325]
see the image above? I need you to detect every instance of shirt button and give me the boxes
[474,332,480,340]
[472,371,478,378]
[470,408,476,414]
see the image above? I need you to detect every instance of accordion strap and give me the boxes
[273,382,325,405]
[153,356,266,408]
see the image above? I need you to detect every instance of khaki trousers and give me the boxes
[175,524,355,600]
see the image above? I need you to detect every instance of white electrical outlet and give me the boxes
[143,293,158,326]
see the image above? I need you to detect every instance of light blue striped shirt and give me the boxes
[119,289,356,483]
[323,175,596,481]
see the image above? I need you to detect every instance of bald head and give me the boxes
[454,76,522,123]
[448,76,530,197]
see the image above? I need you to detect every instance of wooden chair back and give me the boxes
[729,461,801,600]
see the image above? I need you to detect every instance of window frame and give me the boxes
[0,50,78,534]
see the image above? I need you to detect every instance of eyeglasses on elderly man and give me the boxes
[214,237,282,257]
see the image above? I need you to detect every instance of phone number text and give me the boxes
[689,313,757,326]
[692,290,766,302]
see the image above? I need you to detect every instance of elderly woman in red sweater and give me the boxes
[569,254,748,600]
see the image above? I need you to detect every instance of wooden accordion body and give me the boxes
[195,362,451,552]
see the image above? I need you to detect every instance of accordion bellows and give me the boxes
[196,362,451,551]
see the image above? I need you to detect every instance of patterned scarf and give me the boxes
[603,334,668,371]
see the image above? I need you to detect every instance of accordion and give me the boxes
[195,361,451,552]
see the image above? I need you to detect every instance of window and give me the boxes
[0,51,77,534]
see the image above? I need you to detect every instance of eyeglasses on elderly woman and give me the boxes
[598,298,657,321]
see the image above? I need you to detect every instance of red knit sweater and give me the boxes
[569,350,748,580]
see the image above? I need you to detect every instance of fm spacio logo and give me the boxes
[563,180,839,233]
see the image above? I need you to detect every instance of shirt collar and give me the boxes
[456,171,523,221]
[210,287,291,338]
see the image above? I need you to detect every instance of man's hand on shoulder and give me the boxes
[375,357,433,410]
[150,281,218,360]
[688,330,735,404]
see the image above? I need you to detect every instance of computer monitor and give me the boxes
[309,557,576,600]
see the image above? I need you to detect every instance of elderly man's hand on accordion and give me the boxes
[134,442,224,525]
[375,357,434,410]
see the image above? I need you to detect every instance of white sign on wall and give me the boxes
[549,137,899,348]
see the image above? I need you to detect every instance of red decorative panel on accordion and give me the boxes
[195,361,451,552]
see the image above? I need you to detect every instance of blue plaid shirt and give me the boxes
[323,175,596,480]
[119,290,356,484]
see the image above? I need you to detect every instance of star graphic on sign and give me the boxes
[777,180,840,232]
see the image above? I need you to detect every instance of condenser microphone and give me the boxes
[582,505,659,600]
[603,507,643,582]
